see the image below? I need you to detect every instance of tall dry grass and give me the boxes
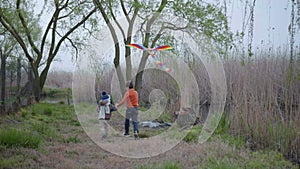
[223,52,300,164]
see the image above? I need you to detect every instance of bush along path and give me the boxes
[0,102,298,169]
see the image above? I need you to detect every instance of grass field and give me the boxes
[0,102,298,169]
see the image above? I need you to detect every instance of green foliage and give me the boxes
[171,0,233,53]
[0,128,41,148]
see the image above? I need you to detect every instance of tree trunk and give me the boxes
[134,0,167,93]
[9,69,14,96]
[125,49,132,81]
[135,51,149,93]
[33,76,41,102]
[124,15,137,82]
[16,56,21,105]
[94,0,126,94]
[27,65,34,104]
[1,54,7,114]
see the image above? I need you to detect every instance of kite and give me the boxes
[125,44,173,73]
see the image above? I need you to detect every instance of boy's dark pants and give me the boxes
[124,107,139,134]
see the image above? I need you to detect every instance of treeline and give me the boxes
[0,67,73,115]
[0,55,34,114]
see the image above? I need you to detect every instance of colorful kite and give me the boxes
[125,44,173,72]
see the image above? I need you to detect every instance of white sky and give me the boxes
[49,0,299,72]
[229,0,299,47]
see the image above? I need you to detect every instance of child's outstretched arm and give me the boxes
[116,92,128,107]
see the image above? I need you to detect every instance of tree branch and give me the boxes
[108,0,126,40]
[53,7,97,58]
[120,0,130,22]
[40,10,58,56]
[93,0,120,65]
[0,15,33,62]
[144,0,168,48]
[150,26,164,48]
[16,0,41,56]
[56,29,79,59]
[126,0,140,45]
[41,0,69,56]
[150,23,188,48]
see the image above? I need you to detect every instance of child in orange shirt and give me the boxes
[116,81,139,137]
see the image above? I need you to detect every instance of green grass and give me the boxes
[157,112,173,123]
[0,101,298,168]
[201,158,240,169]
[0,101,82,168]
[0,102,79,148]
[183,125,202,143]
[63,135,80,143]
[137,161,181,169]
[199,148,298,169]
[219,134,245,149]
[214,113,228,135]
[30,121,58,140]
[0,128,41,148]
[0,154,24,169]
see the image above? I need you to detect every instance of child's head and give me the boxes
[126,81,134,89]
[101,91,109,100]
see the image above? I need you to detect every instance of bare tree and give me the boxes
[0,0,98,101]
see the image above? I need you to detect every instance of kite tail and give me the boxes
[152,56,172,73]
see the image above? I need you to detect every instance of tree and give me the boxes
[0,20,18,114]
[93,0,232,94]
[0,0,98,101]
[0,53,7,114]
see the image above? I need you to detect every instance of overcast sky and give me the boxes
[49,0,299,72]
[230,0,299,47]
